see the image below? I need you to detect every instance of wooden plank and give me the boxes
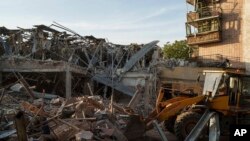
[15,111,28,141]
[0,88,5,104]
[56,100,67,116]
[127,85,143,109]
[13,72,35,99]
[87,83,94,96]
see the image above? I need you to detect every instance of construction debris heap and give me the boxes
[0,23,162,141]
[0,24,160,98]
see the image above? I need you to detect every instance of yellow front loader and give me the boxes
[145,88,205,124]
[142,70,250,140]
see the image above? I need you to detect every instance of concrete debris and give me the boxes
[0,0,245,139]
[75,130,93,141]
[0,23,170,141]
[0,88,154,141]
[10,83,23,92]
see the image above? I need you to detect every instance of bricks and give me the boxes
[198,0,244,64]
[242,0,250,73]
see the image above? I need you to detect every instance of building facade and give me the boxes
[186,0,250,72]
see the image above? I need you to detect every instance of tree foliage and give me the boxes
[163,40,191,59]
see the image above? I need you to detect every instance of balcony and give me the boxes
[187,12,199,23]
[198,9,221,19]
[186,0,195,5]
[187,31,221,45]
[187,10,221,23]
[187,0,220,5]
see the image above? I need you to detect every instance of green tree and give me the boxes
[163,40,191,59]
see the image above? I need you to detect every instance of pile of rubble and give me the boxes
[0,87,148,141]
[0,23,160,98]
[0,23,166,141]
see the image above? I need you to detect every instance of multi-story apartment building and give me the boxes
[186,0,250,72]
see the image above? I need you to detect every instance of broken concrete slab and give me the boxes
[75,130,93,141]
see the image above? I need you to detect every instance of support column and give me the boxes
[65,66,72,99]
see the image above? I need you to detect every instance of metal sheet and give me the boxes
[92,74,134,96]
[185,110,220,141]
[0,129,16,139]
[121,40,159,73]
[203,72,222,98]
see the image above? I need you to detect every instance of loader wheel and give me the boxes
[164,116,176,133]
[174,112,202,141]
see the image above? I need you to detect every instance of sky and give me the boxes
[0,0,187,46]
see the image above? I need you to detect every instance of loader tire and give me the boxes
[163,116,176,133]
[174,111,202,141]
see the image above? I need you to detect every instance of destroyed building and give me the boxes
[0,23,164,141]
[0,23,160,100]
[1,1,249,140]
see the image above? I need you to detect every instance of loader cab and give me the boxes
[203,70,250,112]
[228,74,250,109]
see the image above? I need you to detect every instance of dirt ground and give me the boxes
[131,129,178,141]
[132,129,230,141]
